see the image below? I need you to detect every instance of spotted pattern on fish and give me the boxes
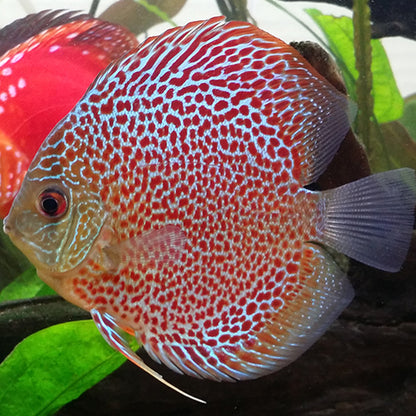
[22,17,353,379]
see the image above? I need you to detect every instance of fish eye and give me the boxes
[37,188,68,219]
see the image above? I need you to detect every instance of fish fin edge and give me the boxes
[239,242,354,373]
[90,308,206,404]
[318,168,416,272]
[293,95,355,186]
[0,10,90,55]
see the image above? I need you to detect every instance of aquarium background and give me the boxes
[1,0,416,98]
[0,1,415,415]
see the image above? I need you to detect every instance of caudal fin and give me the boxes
[318,168,416,272]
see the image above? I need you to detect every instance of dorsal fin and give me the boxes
[89,16,352,187]
[0,10,90,56]
[0,10,138,61]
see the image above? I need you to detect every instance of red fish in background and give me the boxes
[0,10,138,218]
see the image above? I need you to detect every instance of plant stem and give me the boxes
[135,0,177,27]
[353,0,373,152]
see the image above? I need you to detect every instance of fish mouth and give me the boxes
[3,209,77,275]
[3,215,25,251]
[2,214,21,241]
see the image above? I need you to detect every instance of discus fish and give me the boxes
[0,10,138,218]
[4,17,416,403]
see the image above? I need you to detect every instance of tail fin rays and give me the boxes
[318,168,416,272]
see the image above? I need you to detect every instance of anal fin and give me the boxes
[237,243,354,373]
[138,244,354,381]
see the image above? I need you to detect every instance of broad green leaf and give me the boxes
[0,320,138,416]
[401,94,416,142]
[307,9,403,124]
[371,40,403,124]
[369,121,416,172]
[0,267,55,302]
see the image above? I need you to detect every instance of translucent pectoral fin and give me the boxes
[90,309,206,404]
[102,224,187,272]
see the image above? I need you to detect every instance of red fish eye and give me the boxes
[37,188,68,218]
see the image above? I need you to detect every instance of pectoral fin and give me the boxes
[101,224,187,272]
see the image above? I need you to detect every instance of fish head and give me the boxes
[3,138,108,280]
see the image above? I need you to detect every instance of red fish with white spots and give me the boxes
[0,10,138,218]
[4,17,416,402]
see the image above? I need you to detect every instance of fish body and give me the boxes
[0,10,138,218]
[4,17,416,397]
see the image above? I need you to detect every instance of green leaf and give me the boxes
[307,9,403,124]
[0,320,138,415]
[0,268,55,303]
[401,94,416,142]
[371,40,403,124]
[369,121,416,172]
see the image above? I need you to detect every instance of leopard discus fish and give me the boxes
[4,17,416,402]
[0,10,138,218]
